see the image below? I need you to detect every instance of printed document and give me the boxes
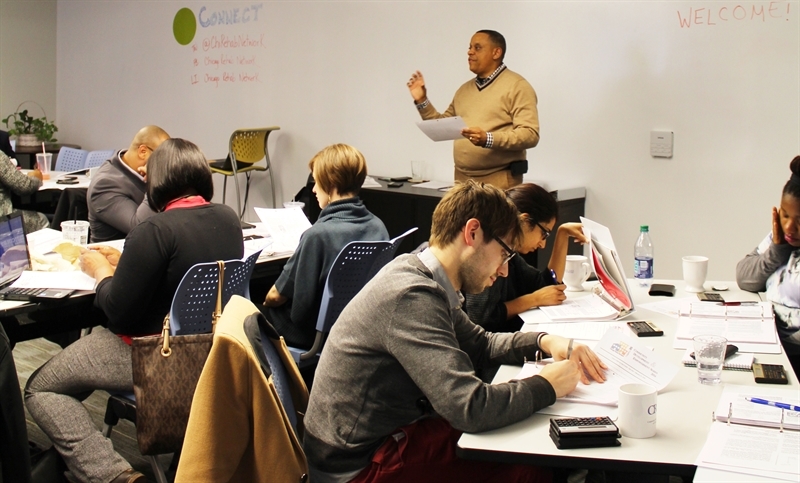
[254,207,312,253]
[416,117,467,142]
[514,330,677,405]
[696,424,800,481]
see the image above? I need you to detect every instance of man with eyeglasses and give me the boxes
[304,180,606,483]
[87,125,169,242]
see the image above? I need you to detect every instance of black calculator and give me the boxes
[627,320,664,337]
[753,363,789,384]
[549,417,621,449]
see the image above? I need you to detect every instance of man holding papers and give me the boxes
[303,181,605,482]
[407,30,539,189]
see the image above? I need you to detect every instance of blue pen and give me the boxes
[549,269,561,285]
[745,397,800,412]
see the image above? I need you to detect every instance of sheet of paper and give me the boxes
[636,297,696,318]
[27,228,65,255]
[679,301,773,319]
[714,384,800,430]
[513,330,677,405]
[412,180,453,190]
[10,270,96,291]
[538,294,620,322]
[696,423,800,480]
[415,116,467,141]
[530,322,626,341]
[675,316,777,344]
[362,176,381,188]
[254,207,312,251]
[672,337,782,354]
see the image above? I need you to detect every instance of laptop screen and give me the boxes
[0,212,32,288]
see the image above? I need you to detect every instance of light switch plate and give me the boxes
[650,131,673,158]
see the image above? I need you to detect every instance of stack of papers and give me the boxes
[674,301,780,353]
[695,385,800,481]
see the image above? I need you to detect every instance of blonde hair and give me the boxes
[308,143,367,196]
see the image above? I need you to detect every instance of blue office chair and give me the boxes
[84,149,114,169]
[289,228,418,367]
[102,250,262,483]
[53,147,87,172]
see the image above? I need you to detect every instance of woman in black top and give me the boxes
[25,139,243,483]
[464,183,587,333]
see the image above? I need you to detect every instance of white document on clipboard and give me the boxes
[416,117,467,141]
[539,218,634,322]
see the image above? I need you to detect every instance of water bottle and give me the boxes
[634,225,654,287]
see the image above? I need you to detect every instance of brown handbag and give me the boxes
[131,261,225,455]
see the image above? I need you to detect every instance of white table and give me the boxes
[20,170,91,190]
[456,279,796,479]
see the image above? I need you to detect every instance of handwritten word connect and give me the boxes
[198,3,264,28]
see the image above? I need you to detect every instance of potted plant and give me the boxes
[2,102,58,146]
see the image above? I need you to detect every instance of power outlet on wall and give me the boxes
[650,131,673,158]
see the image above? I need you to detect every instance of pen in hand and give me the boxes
[745,397,800,412]
[549,269,561,285]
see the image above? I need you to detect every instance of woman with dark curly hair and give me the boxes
[737,155,800,377]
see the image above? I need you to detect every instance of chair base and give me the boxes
[102,393,169,483]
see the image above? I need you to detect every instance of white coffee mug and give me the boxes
[618,383,657,438]
[682,256,708,293]
[563,255,591,292]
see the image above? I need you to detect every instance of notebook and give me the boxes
[681,349,755,371]
[0,212,73,301]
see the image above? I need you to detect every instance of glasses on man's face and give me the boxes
[535,222,551,241]
[493,236,517,265]
[141,145,155,153]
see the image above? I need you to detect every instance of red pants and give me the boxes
[350,418,552,483]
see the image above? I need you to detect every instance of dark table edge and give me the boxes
[455,446,697,478]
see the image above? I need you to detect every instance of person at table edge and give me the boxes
[736,155,800,376]
[407,30,539,190]
[303,181,606,482]
[87,125,169,243]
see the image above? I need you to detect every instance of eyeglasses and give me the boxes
[141,145,155,153]
[493,236,517,265]
[535,222,551,240]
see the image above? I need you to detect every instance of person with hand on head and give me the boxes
[25,138,243,483]
[303,180,606,483]
[261,143,388,350]
[0,150,49,233]
[737,155,800,376]
[87,125,169,242]
[464,183,588,333]
[407,30,539,189]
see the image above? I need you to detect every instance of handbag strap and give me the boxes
[160,260,226,357]
[212,260,224,330]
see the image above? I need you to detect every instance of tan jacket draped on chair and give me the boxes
[175,295,309,482]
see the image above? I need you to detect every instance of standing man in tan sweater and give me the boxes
[407,30,540,189]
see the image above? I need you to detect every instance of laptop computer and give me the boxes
[0,212,73,301]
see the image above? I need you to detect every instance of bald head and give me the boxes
[129,125,170,152]
[122,125,170,172]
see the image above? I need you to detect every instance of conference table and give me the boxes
[0,225,291,346]
[457,279,797,481]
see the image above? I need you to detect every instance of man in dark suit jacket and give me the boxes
[87,125,169,242]
[0,131,15,159]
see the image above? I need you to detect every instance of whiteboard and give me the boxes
[56,0,799,279]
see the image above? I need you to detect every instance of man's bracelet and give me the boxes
[415,99,430,110]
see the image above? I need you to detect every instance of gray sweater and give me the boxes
[303,252,556,476]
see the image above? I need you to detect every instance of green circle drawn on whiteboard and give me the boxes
[173,8,197,46]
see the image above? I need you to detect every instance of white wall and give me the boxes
[0,0,57,132]
[55,0,799,280]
